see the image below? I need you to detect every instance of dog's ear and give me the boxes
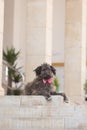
[50,66,56,75]
[34,66,42,76]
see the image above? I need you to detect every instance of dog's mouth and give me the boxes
[42,77,53,84]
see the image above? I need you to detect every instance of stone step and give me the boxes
[78,123,87,129]
[0,118,64,130]
[0,117,87,130]
[0,106,78,118]
[0,106,75,118]
[0,96,84,118]
[0,96,86,130]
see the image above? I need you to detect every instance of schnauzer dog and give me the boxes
[25,63,68,103]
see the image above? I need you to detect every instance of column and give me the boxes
[0,0,5,95]
[13,0,27,72]
[3,0,14,50]
[65,0,86,101]
[26,0,53,81]
[3,0,27,73]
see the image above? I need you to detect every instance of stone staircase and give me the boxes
[0,96,87,130]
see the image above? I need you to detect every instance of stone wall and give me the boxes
[0,96,87,130]
[0,0,4,95]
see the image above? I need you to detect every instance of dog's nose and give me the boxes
[44,73,51,79]
[46,73,50,77]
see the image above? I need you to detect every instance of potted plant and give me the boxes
[12,72,23,95]
[3,47,23,95]
[84,80,87,101]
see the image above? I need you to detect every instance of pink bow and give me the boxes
[43,78,53,84]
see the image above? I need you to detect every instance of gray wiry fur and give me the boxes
[24,63,68,102]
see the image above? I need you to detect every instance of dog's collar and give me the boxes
[42,78,53,84]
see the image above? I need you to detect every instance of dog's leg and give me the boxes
[45,94,52,101]
[51,92,68,103]
[43,92,52,101]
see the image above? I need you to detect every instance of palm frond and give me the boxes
[12,73,22,83]
[3,48,20,65]
[3,47,22,89]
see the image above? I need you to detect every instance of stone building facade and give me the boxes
[0,0,87,102]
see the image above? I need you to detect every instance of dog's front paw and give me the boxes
[45,95,52,101]
[64,97,69,103]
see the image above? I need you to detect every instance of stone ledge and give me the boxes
[0,96,63,107]
[0,96,86,130]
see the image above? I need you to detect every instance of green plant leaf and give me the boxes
[3,48,20,65]
[84,80,87,94]
[3,47,22,88]
[53,77,60,92]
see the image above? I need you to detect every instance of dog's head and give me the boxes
[34,63,56,79]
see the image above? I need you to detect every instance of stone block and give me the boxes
[20,96,63,107]
[0,107,20,118]
[0,96,20,107]
[66,0,82,24]
[6,118,64,130]
[0,96,86,130]
[59,104,75,117]
[28,2,46,28]
[27,28,46,55]
[64,117,79,129]
[65,23,81,44]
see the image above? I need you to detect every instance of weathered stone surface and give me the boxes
[0,96,86,130]
[0,96,20,107]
